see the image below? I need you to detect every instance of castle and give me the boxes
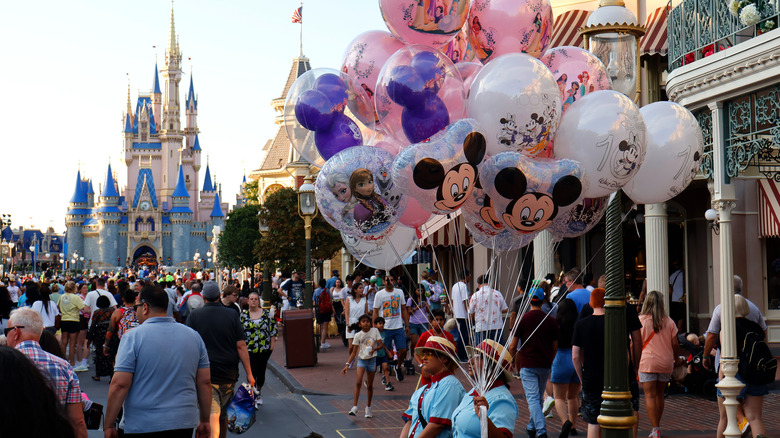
[65,7,228,270]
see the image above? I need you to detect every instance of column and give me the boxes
[644,203,669,302]
[533,230,556,280]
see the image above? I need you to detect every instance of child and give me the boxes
[373,316,394,391]
[415,309,454,385]
[341,314,383,417]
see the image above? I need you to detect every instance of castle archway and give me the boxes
[132,245,158,269]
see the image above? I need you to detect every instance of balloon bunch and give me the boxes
[282,0,704,267]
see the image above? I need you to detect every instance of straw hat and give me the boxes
[467,339,514,382]
[414,336,459,365]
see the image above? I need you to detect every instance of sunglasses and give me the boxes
[133,298,148,311]
[4,326,24,336]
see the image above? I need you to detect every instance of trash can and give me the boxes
[282,309,317,368]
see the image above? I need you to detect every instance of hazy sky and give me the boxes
[0,0,387,234]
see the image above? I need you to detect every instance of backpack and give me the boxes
[117,307,139,338]
[318,289,333,314]
[738,330,777,385]
[179,293,204,322]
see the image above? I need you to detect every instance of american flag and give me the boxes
[291,7,302,23]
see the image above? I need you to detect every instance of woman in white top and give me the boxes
[344,283,369,349]
[32,284,60,335]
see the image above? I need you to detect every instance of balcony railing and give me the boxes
[725,85,780,180]
[668,0,778,71]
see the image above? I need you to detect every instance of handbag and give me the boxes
[83,402,103,430]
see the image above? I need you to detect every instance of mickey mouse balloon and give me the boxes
[480,152,586,235]
[392,118,487,215]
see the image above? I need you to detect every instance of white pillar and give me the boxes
[645,203,669,303]
[533,230,556,280]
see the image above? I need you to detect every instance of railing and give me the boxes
[695,108,714,179]
[668,0,778,71]
[725,84,780,180]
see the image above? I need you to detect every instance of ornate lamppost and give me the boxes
[297,175,318,309]
[0,239,8,277]
[258,215,273,310]
[29,235,38,276]
[60,252,65,273]
[580,2,644,437]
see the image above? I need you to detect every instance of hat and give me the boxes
[529,287,545,303]
[467,339,514,382]
[165,274,174,282]
[590,288,606,309]
[414,336,458,365]
[332,269,339,276]
[224,284,240,296]
[202,281,220,300]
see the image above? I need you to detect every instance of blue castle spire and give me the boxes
[186,74,197,110]
[210,192,224,217]
[101,164,120,198]
[124,113,133,133]
[172,165,190,198]
[202,163,213,191]
[153,63,162,94]
[70,171,88,204]
[192,134,201,151]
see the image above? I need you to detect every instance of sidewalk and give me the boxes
[268,326,780,437]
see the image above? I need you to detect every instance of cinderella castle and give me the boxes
[65,7,231,270]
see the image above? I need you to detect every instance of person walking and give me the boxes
[572,288,606,438]
[469,274,508,344]
[87,296,114,381]
[58,281,86,369]
[103,289,139,365]
[75,283,91,372]
[638,291,682,438]
[372,273,409,382]
[331,277,347,346]
[345,282,369,350]
[31,285,60,335]
[240,291,277,406]
[407,283,430,356]
[341,314,384,418]
[104,285,211,438]
[313,278,334,350]
[451,269,472,361]
[187,281,255,438]
[550,298,580,437]
[733,294,770,437]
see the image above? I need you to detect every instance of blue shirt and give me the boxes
[452,385,518,438]
[325,276,338,290]
[403,372,465,437]
[566,288,591,313]
[114,317,210,433]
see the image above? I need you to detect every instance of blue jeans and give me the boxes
[520,367,551,436]
[475,329,503,345]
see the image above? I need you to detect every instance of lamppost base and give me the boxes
[717,358,745,438]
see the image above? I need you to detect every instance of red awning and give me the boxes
[549,9,590,49]
[640,6,669,56]
[420,212,472,248]
[758,179,780,238]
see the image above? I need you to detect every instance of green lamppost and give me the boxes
[580,0,644,436]
[297,175,317,309]
[258,214,273,310]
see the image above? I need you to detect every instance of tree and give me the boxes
[255,187,342,274]
[243,179,259,204]
[217,204,261,269]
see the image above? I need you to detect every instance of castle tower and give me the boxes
[210,191,225,231]
[170,164,193,265]
[86,179,95,208]
[152,64,162,124]
[159,3,184,201]
[182,74,201,217]
[65,171,89,260]
[96,164,122,267]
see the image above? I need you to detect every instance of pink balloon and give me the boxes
[398,197,433,229]
[540,46,613,115]
[466,0,553,64]
[440,29,479,64]
[380,0,471,47]
[341,30,405,114]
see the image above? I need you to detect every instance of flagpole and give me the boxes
[299,1,303,57]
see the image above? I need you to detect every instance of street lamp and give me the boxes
[579,2,644,437]
[206,251,212,270]
[59,252,64,272]
[80,256,85,272]
[258,215,272,310]
[297,175,318,309]
[29,239,36,276]
[45,252,50,272]
[0,239,7,277]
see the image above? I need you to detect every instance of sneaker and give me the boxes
[526,429,537,438]
[385,383,395,391]
[365,406,373,418]
[577,406,582,417]
[546,411,554,419]
[321,342,331,349]
[513,372,522,380]
[648,428,661,438]
[738,418,749,434]
[382,376,387,386]
[73,364,88,372]
[543,396,555,415]
[348,406,358,416]
[394,365,404,382]
[255,395,263,407]
[559,420,572,438]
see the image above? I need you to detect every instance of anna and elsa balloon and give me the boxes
[540,46,612,114]
[466,0,553,63]
[315,146,407,238]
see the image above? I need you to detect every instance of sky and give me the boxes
[0,0,387,234]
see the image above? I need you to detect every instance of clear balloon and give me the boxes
[398,197,433,230]
[376,45,466,145]
[623,102,705,204]
[540,46,612,114]
[466,0,553,63]
[380,0,471,47]
[285,69,375,167]
[341,30,405,113]
[393,118,487,215]
[315,146,407,238]
[461,182,539,251]
[480,152,586,236]
[440,29,479,64]
[455,62,483,93]
[546,196,609,239]
[341,226,418,270]
[553,90,646,198]
[466,53,561,157]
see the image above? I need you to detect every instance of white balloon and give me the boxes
[553,90,646,198]
[466,53,561,157]
[623,102,704,204]
[341,226,418,270]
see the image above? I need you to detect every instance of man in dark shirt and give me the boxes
[220,284,241,313]
[509,287,559,438]
[188,281,255,438]
[290,271,305,307]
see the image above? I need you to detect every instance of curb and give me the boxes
[267,358,337,396]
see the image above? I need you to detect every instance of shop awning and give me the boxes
[640,6,669,57]
[420,211,472,248]
[758,179,780,238]
[549,9,590,49]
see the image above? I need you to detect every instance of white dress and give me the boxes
[346,296,367,339]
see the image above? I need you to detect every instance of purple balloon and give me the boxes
[401,93,450,143]
[386,65,426,110]
[314,73,348,111]
[295,89,335,132]
[410,51,444,93]
[314,112,363,160]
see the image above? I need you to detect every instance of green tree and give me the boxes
[243,179,259,204]
[255,187,342,274]
[217,204,261,269]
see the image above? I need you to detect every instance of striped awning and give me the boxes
[549,9,590,49]
[640,6,669,56]
[758,179,780,238]
[420,211,472,248]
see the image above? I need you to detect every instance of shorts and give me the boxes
[376,354,387,366]
[316,312,332,324]
[717,374,770,400]
[383,328,407,351]
[346,329,356,339]
[638,372,671,383]
[408,323,429,336]
[357,357,377,372]
[79,314,89,331]
[61,320,80,334]
[670,301,685,323]
[580,391,602,425]
[550,349,580,384]
[211,383,235,418]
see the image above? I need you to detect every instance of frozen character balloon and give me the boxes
[348,169,391,233]
[325,172,352,203]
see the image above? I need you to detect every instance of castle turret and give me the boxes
[210,191,225,230]
[86,179,95,208]
[152,63,162,124]
[170,165,192,265]
[96,164,122,266]
[66,171,89,260]
[159,3,184,204]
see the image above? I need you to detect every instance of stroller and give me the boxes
[677,333,718,400]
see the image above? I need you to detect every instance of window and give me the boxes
[766,238,780,310]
